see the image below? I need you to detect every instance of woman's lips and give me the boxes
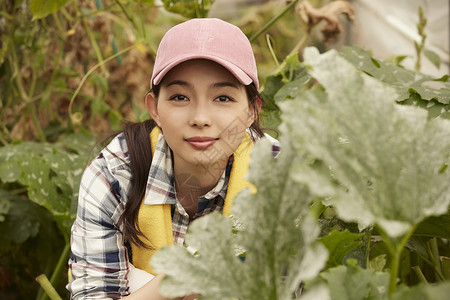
[185,137,218,149]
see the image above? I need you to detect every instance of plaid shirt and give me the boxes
[67,131,280,299]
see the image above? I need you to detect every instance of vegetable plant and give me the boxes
[151,47,450,299]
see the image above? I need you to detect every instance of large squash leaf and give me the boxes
[280,47,450,239]
[151,138,329,299]
[0,133,96,240]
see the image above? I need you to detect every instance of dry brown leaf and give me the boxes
[297,0,355,42]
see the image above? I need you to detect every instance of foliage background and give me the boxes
[0,0,449,299]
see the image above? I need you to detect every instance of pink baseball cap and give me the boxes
[151,18,259,89]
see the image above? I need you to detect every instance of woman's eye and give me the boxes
[169,95,189,101]
[215,95,233,102]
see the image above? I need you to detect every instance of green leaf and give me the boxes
[56,132,98,156]
[0,189,44,246]
[153,213,244,298]
[0,161,22,182]
[18,154,72,232]
[399,92,449,120]
[389,282,450,300]
[395,55,408,65]
[274,67,311,102]
[260,110,282,134]
[405,236,431,262]
[368,254,387,272]
[441,256,450,280]
[285,52,301,69]
[30,0,68,20]
[0,190,11,222]
[281,47,450,239]
[320,264,389,300]
[232,139,328,299]
[260,74,283,130]
[261,74,284,107]
[435,75,449,82]
[0,134,96,240]
[319,230,363,268]
[299,284,330,300]
[424,49,441,69]
[414,212,450,239]
[152,138,329,299]
[338,46,450,105]
[260,63,311,131]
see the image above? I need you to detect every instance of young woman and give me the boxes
[67,18,279,300]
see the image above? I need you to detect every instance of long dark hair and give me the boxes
[119,83,264,248]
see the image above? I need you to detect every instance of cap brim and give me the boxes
[152,55,253,88]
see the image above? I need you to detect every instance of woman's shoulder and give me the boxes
[80,133,133,199]
[91,133,132,175]
[102,133,130,160]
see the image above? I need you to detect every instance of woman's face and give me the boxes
[146,59,257,175]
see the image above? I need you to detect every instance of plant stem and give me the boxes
[9,43,31,103]
[412,266,429,283]
[274,33,308,75]
[378,225,417,295]
[37,243,71,300]
[249,0,300,42]
[429,237,445,281]
[414,6,427,71]
[36,274,62,300]
[8,28,46,142]
[266,34,288,82]
[81,16,107,75]
[27,103,47,142]
[114,0,141,36]
[28,66,37,100]
[69,44,136,119]
[365,228,372,269]
[50,243,71,289]
[60,7,74,22]
[0,127,9,146]
[388,247,401,294]
[52,12,66,38]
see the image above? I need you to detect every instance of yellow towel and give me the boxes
[132,127,255,274]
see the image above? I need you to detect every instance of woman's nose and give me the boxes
[189,103,212,127]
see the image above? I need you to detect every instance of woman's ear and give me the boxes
[248,97,262,126]
[145,92,161,127]
[255,97,262,116]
